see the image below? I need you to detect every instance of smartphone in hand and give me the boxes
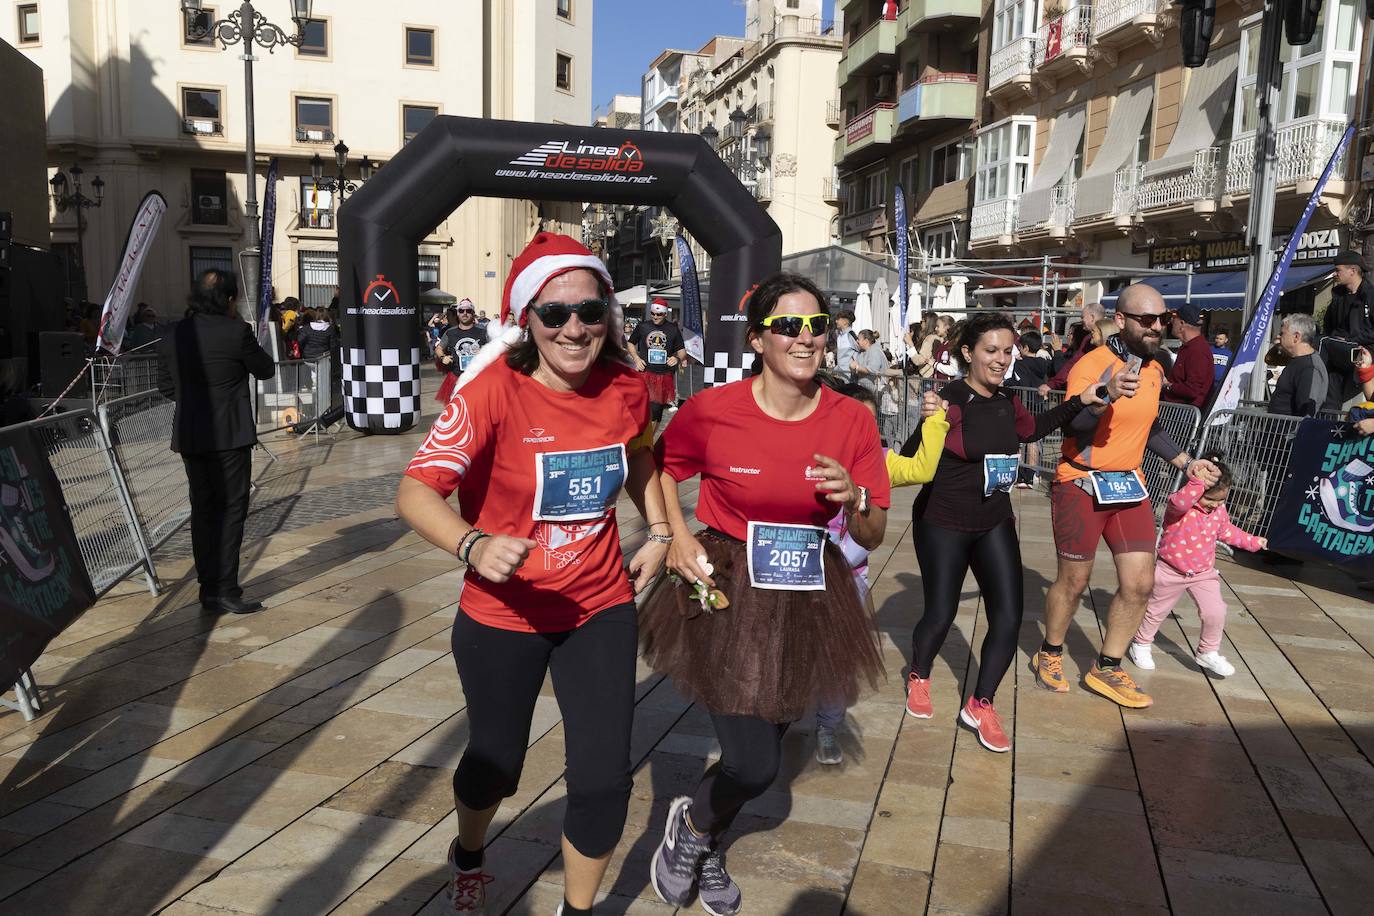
[1125,355,1143,375]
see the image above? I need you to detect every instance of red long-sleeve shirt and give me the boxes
[1162,334,1214,407]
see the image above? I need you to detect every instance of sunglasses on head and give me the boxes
[1117,310,1173,329]
[528,298,609,328]
[761,313,830,337]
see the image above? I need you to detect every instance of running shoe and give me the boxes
[905,672,933,718]
[1127,642,1155,670]
[1195,651,1236,677]
[815,726,843,765]
[959,697,1010,753]
[1030,650,1070,693]
[446,838,493,914]
[651,796,711,907]
[698,847,743,916]
[1083,663,1154,708]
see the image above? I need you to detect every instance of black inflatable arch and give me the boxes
[337,116,782,434]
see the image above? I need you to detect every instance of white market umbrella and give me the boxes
[908,282,923,324]
[932,283,948,315]
[870,277,889,345]
[887,287,907,360]
[947,275,968,315]
[854,283,874,332]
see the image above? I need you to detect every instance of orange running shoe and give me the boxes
[1084,663,1154,708]
[960,697,1010,753]
[905,672,933,719]
[1030,650,1069,693]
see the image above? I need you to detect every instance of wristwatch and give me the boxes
[1094,383,1112,404]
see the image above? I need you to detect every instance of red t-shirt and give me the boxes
[404,359,652,633]
[657,380,891,539]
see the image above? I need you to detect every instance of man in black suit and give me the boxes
[157,269,275,614]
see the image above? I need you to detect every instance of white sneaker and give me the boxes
[1195,651,1235,677]
[1127,642,1155,670]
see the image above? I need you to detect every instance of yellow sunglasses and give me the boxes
[760,313,831,337]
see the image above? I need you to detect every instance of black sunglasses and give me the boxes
[528,298,608,328]
[1117,310,1172,329]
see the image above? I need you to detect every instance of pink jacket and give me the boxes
[1157,477,1265,576]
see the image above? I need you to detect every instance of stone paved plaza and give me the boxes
[1,379,1372,915]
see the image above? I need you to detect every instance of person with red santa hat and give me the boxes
[396,232,671,916]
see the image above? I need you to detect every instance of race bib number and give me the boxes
[1089,470,1147,505]
[458,353,475,371]
[532,444,626,521]
[747,522,826,591]
[648,347,668,366]
[983,454,1020,497]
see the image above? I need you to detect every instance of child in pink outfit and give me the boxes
[1130,457,1266,678]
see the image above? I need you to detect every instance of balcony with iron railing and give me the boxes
[754,174,773,202]
[842,15,900,80]
[971,198,1018,243]
[1017,181,1076,236]
[822,177,847,205]
[902,0,981,31]
[1133,148,1222,213]
[897,72,978,133]
[646,80,681,113]
[299,206,334,230]
[825,99,843,128]
[1110,165,1143,226]
[1035,5,1093,74]
[296,126,335,144]
[1092,0,1158,48]
[182,117,224,136]
[1225,117,1349,197]
[988,36,1036,96]
[754,100,775,125]
[835,103,898,167]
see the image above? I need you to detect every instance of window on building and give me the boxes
[191,170,228,225]
[17,4,39,43]
[556,53,573,91]
[860,170,887,211]
[403,104,438,144]
[975,117,1035,203]
[1235,0,1360,134]
[991,0,1034,52]
[928,138,973,190]
[405,27,435,65]
[898,155,920,198]
[786,0,800,7]
[183,4,214,46]
[922,227,960,263]
[557,0,572,20]
[190,246,233,285]
[299,18,328,56]
[299,250,339,310]
[295,97,334,142]
[418,254,440,293]
[299,177,334,229]
[1134,108,1153,166]
[181,88,223,135]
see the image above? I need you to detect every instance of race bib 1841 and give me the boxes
[747,522,826,591]
[1089,470,1147,505]
[532,444,626,521]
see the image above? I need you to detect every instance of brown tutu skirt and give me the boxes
[639,529,885,724]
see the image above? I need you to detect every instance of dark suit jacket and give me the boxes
[157,313,275,455]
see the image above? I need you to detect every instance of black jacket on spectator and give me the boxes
[296,320,339,362]
[157,314,275,454]
[1324,279,1374,347]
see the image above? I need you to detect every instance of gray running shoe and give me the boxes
[699,847,743,916]
[815,726,843,765]
[651,796,711,907]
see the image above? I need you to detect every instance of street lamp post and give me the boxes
[181,0,313,322]
[310,140,374,211]
[49,164,105,301]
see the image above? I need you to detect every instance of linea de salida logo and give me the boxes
[510,139,645,173]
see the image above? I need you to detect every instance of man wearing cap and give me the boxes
[436,299,486,379]
[1161,302,1214,408]
[629,299,686,422]
[1323,251,1374,411]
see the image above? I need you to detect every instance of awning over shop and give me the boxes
[1100,265,1332,310]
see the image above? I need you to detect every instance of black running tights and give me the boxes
[690,713,790,837]
[911,518,1024,702]
[450,603,637,858]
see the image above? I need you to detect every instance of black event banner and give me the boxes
[1267,419,1374,572]
[0,425,96,693]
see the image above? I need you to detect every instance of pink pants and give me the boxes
[1133,560,1228,654]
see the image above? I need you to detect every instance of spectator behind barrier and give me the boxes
[1267,313,1328,418]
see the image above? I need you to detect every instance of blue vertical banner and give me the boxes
[1209,122,1355,424]
[894,184,909,327]
[675,234,705,365]
[257,157,280,335]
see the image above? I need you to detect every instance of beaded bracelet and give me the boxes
[454,529,478,564]
[461,532,490,565]
[646,533,673,544]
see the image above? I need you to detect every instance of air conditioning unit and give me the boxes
[197,195,222,210]
[874,74,896,99]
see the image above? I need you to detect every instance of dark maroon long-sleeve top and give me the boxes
[1162,334,1214,407]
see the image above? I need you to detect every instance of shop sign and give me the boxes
[841,207,887,237]
[1146,228,1346,272]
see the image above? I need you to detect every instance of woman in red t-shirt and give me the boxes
[640,273,889,914]
[396,233,669,916]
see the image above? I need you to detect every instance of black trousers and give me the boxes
[182,446,252,602]
[691,714,790,837]
[451,603,638,858]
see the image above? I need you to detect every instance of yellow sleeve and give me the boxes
[627,421,655,452]
[884,410,949,487]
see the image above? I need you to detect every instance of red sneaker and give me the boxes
[959,697,1010,753]
[905,672,933,719]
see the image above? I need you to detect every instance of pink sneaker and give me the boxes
[905,672,933,719]
[960,697,1010,753]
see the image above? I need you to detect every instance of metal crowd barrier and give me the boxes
[255,354,333,436]
[91,354,161,402]
[1194,408,1305,538]
[98,391,191,551]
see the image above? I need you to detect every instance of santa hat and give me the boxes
[455,232,624,393]
[650,299,670,315]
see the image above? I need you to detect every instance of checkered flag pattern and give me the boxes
[703,351,751,387]
[342,347,421,431]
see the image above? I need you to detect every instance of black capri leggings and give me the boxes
[691,713,790,837]
[911,518,1023,702]
[451,602,638,858]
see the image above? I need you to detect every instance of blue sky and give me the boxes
[591,0,743,113]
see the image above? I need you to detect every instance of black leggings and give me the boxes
[911,518,1023,702]
[451,603,638,858]
[691,714,790,837]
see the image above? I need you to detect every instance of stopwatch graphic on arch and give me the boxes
[362,274,400,307]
